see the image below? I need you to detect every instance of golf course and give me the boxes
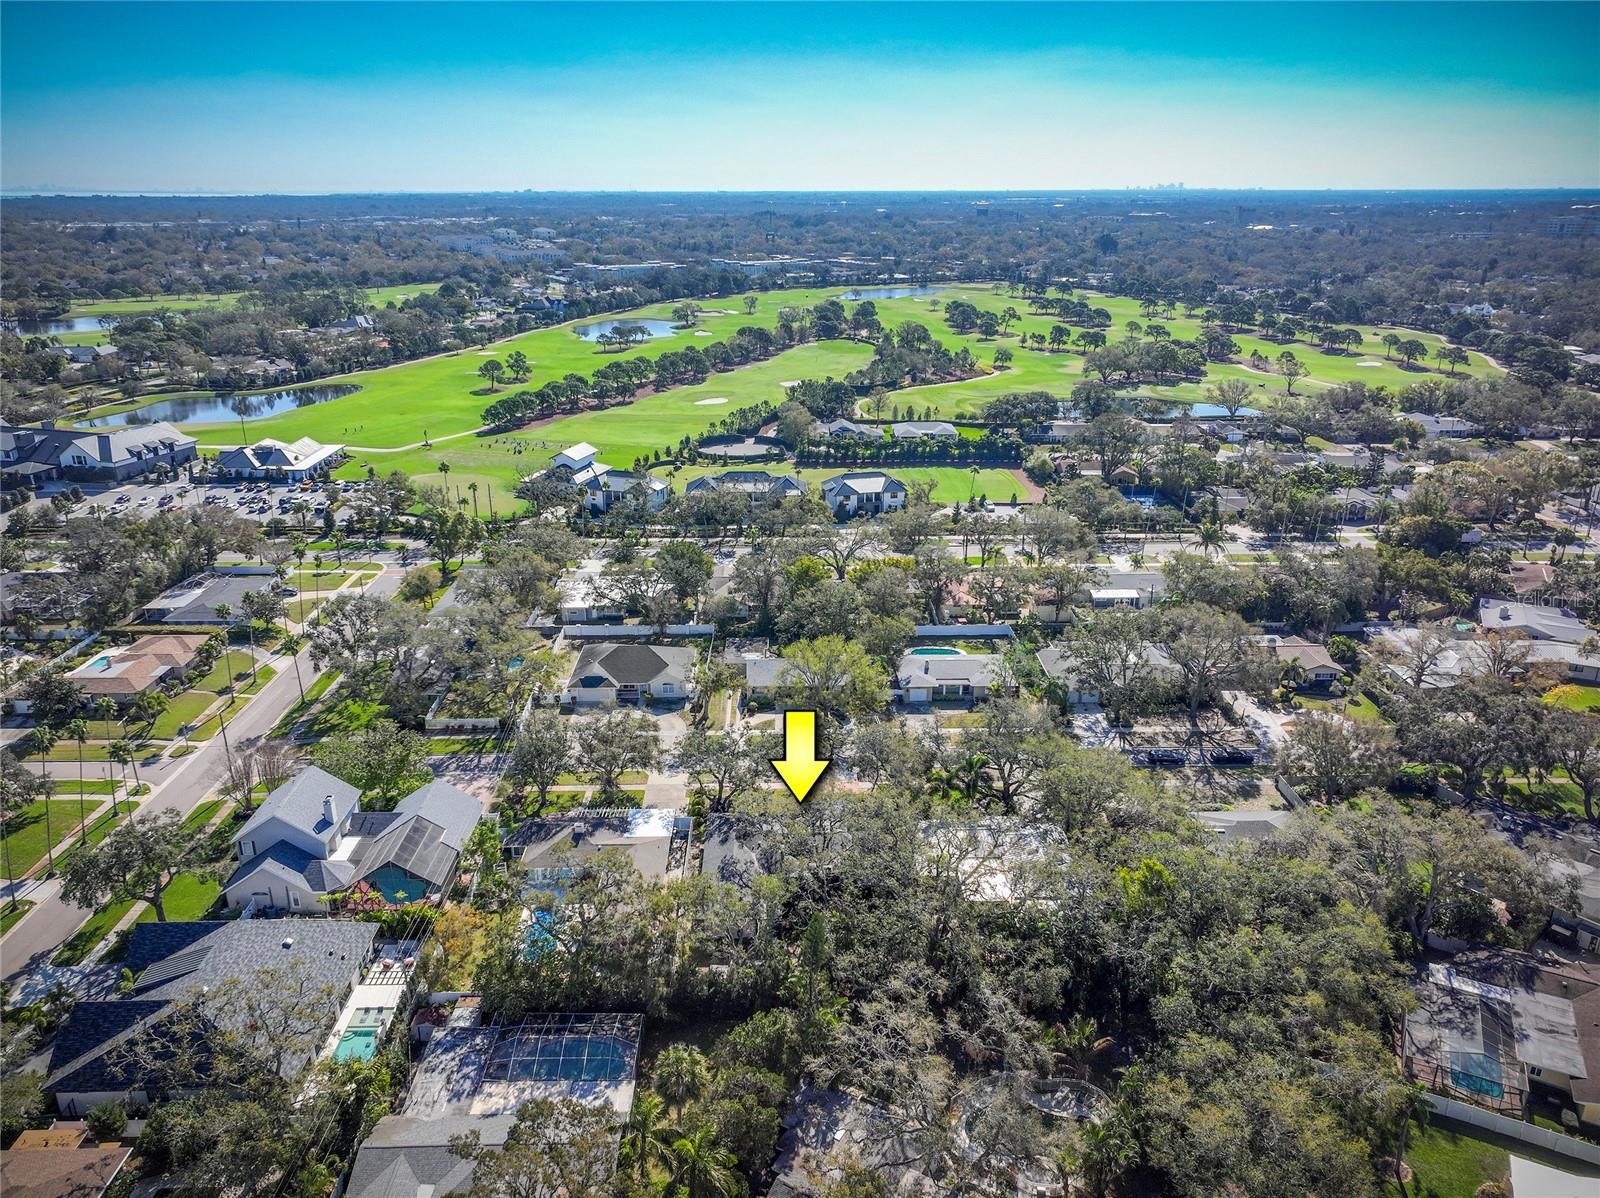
[86,281,1503,508]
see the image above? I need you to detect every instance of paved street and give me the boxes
[1,612,345,985]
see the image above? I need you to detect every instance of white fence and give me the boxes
[1426,1093,1600,1167]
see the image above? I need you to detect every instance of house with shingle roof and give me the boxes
[2,421,196,485]
[892,651,1012,705]
[223,768,480,913]
[213,436,345,482]
[820,471,907,517]
[560,642,698,706]
[684,470,806,503]
[43,919,378,1116]
[889,420,959,440]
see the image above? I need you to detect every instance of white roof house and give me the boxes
[892,652,1010,704]
[552,442,599,471]
[214,436,345,481]
[889,421,959,439]
[570,463,669,514]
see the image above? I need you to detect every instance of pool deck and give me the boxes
[320,939,420,1059]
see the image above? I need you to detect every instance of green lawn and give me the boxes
[1503,779,1591,819]
[52,900,135,966]
[302,693,385,739]
[80,282,1502,507]
[0,900,35,937]
[183,798,228,830]
[1545,684,1600,713]
[45,777,122,797]
[271,669,341,736]
[1387,1117,1509,1198]
[135,872,220,923]
[187,694,250,741]
[147,690,222,739]
[0,800,106,874]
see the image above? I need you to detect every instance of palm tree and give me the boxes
[31,725,59,871]
[467,481,480,521]
[66,718,90,843]
[280,631,307,705]
[110,737,142,797]
[92,695,117,742]
[1197,521,1226,558]
[623,1091,676,1181]
[653,1044,710,1118]
[670,1126,738,1198]
[214,604,236,691]
[129,688,167,734]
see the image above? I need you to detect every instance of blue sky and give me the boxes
[3,1,1597,193]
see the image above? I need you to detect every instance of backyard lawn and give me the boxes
[1387,1117,1508,1198]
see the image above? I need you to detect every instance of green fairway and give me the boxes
[91,281,1499,504]
[167,287,867,449]
[850,285,1501,420]
[331,338,871,491]
[0,799,106,874]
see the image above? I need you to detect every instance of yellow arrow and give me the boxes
[771,709,830,802]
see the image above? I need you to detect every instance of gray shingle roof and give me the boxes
[45,920,377,1097]
[233,765,360,846]
[568,643,696,688]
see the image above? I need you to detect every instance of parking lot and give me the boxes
[72,476,359,525]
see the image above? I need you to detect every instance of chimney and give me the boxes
[1499,605,1511,620]
[40,419,55,430]
[923,660,930,674]
[323,795,336,826]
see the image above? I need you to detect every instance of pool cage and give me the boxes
[478,1013,644,1088]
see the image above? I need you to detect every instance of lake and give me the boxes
[571,318,677,342]
[81,385,361,428]
[1058,400,1262,420]
[841,287,944,301]
[4,316,110,336]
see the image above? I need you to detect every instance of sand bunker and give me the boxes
[780,380,801,387]
[694,397,729,406]
[693,330,713,336]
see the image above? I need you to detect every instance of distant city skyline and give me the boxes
[3,1,1597,194]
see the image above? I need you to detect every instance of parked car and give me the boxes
[1208,747,1257,766]
[1143,747,1188,767]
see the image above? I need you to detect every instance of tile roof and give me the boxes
[0,1146,131,1198]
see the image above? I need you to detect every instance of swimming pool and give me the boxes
[909,647,964,656]
[334,1027,379,1062]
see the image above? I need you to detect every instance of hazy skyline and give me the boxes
[3,1,1597,194]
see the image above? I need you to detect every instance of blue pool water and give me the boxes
[571,318,677,342]
[524,910,558,958]
[365,864,430,904]
[910,647,963,656]
[334,1028,379,1062]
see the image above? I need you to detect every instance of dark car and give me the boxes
[1208,747,1258,766]
[1144,747,1188,767]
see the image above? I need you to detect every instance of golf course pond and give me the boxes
[82,384,362,427]
[571,318,678,342]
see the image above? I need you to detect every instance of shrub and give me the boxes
[86,1099,127,1143]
